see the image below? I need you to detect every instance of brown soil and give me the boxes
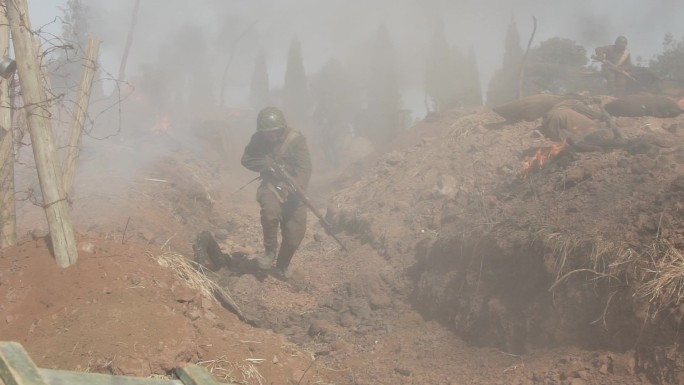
[3,104,684,385]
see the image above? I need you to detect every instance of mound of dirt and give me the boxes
[6,100,684,385]
[0,236,338,384]
[326,106,684,383]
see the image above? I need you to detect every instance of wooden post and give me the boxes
[175,364,221,385]
[7,0,78,267]
[0,342,49,385]
[0,341,238,385]
[0,1,16,248]
[62,36,100,196]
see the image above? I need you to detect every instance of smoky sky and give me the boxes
[30,0,684,114]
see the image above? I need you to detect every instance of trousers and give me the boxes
[256,183,307,270]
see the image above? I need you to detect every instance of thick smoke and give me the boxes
[31,0,684,115]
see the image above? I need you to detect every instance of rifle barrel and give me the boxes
[274,165,348,252]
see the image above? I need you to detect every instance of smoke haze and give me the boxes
[28,0,684,115]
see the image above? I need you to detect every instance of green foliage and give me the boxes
[486,17,524,105]
[529,37,588,67]
[311,58,360,123]
[60,0,89,48]
[311,58,360,167]
[51,0,91,93]
[462,46,483,107]
[425,20,483,111]
[363,24,401,145]
[524,37,589,94]
[425,19,459,111]
[502,17,524,70]
[250,50,271,110]
[282,37,310,129]
[160,24,215,109]
[649,33,684,81]
[368,25,400,111]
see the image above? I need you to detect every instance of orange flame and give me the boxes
[522,140,567,174]
[152,114,170,133]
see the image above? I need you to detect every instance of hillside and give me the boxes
[3,100,684,384]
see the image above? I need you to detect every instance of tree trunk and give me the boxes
[7,0,78,267]
[63,36,100,196]
[0,1,16,248]
[117,0,140,82]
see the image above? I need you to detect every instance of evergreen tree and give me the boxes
[156,24,215,111]
[650,33,684,82]
[282,37,310,129]
[425,19,459,112]
[250,50,271,110]
[502,17,524,74]
[486,17,523,105]
[311,58,360,167]
[61,0,89,46]
[525,37,588,94]
[461,46,483,107]
[51,0,91,93]
[364,24,401,145]
[312,58,360,123]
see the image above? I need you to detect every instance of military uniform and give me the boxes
[541,98,604,141]
[241,112,312,274]
[595,36,632,96]
[541,97,624,152]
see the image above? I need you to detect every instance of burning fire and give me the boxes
[152,114,170,133]
[521,140,567,174]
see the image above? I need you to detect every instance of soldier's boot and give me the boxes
[272,265,290,280]
[257,249,276,270]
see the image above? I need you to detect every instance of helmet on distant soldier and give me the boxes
[615,36,628,47]
[256,107,287,132]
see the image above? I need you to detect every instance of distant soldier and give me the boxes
[594,36,632,96]
[241,107,312,278]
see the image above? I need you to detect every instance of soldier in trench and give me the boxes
[241,107,313,279]
[541,96,623,152]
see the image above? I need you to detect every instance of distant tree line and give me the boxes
[50,4,684,164]
[486,18,684,105]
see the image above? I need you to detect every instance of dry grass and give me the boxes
[149,250,247,321]
[544,233,626,292]
[449,115,481,138]
[544,232,684,319]
[199,356,265,385]
[151,250,217,300]
[635,239,684,315]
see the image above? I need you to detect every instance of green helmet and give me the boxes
[256,107,287,132]
[615,36,627,47]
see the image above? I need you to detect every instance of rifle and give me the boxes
[233,175,261,194]
[271,164,348,252]
[591,54,636,82]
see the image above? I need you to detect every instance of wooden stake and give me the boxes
[7,0,78,267]
[62,36,100,196]
[0,1,16,248]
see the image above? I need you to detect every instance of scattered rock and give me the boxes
[78,242,95,253]
[394,367,412,377]
[368,293,392,310]
[112,356,151,377]
[308,319,336,337]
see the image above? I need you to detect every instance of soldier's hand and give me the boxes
[274,181,292,197]
[261,156,276,173]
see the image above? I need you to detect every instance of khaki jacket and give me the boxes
[241,128,312,191]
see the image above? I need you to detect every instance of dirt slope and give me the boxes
[3,103,684,385]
